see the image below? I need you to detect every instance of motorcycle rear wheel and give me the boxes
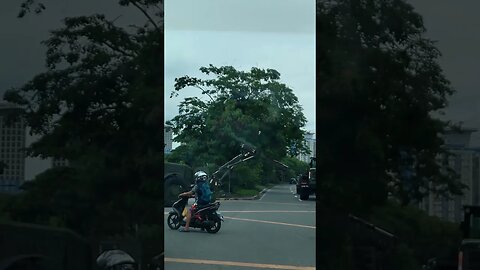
[167,213,181,230]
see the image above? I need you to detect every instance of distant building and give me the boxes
[164,125,173,153]
[419,128,480,223]
[0,103,26,193]
[296,132,316,163]
[52,158,69,168]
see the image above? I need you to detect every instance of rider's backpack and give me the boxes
[197,182,212,205]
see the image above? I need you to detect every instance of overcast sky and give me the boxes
[164,0,316,143]
[1,0,477,148]
[0,0,146,97]
[0,0,147,179]
[407,1,480,147]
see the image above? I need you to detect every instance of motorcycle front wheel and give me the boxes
[205,218,221,234]
[167,212,181,230]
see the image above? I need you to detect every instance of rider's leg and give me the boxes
[184,208,192,231]
[185,210,192,230]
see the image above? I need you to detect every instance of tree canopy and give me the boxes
[317,0,464,213]
[3,0,163,237]
[167,65,310,187]
[316,0,465,268]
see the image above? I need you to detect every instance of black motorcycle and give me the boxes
[167,194,223,233]
[167,144,256,234]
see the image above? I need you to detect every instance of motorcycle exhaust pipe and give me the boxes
[202,220,214,227]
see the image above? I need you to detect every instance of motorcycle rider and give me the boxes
[178,171,211,232]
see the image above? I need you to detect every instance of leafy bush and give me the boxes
[231,162,262,190]
[369,202,462,264]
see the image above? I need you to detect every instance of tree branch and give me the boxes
[195,85,214,102]
[130,1,160,32]
[100,40,136,58]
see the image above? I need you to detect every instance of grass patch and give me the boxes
[233,188,258,197]
[216,183,277,198]
[231,183,276,197]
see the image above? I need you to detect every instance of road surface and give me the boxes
[164,184,316,270]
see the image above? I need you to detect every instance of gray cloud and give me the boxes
[166,0,315,33]
[0,0,148,96]
[407,0,480,146]
[164,30,316,134]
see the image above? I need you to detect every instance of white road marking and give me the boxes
[164,210,315,215]
[165,257,316,270]
[223,216,316,229]
[259,188,270,200]
[219,210,315,213]
[221,201,311,206]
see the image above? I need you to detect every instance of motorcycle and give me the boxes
[167,193,224,233]
[166,144,256,234]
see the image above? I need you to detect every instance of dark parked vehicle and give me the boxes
[296,157,316,200]
[164,162,193,207]
[0,221,91,270]
[458,205,480,270]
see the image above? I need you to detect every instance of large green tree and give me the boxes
[316,1,465,268]
[167,65,309,185]
[4,0,163,237]
[317,0,464,213]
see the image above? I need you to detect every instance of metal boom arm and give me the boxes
[210,145,255,186]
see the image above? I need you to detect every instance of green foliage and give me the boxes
[369,202,462,264]
[318,201,460,269]
[167,65,308,188]
[230,162,262,190]
[0,194,13,222]
[164,144,196,166]
[4,1,164,238]
[233,189,258,197]
[6,167,93,233]
[317,0,465,213]
[280,156,309,180]
[386,243,421,270]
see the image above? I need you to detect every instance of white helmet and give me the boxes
[194,171,208,183]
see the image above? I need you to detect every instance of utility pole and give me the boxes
[228,170,231,195]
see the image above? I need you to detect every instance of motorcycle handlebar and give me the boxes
[178,194,194,198]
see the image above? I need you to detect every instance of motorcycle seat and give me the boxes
[196,202,219,209]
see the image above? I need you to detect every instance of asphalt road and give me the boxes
[164,184,316,270]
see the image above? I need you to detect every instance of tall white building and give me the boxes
[0,103,26,193]
[296,131,316,163]
[419,128,480,223]
[164,125,173,153]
